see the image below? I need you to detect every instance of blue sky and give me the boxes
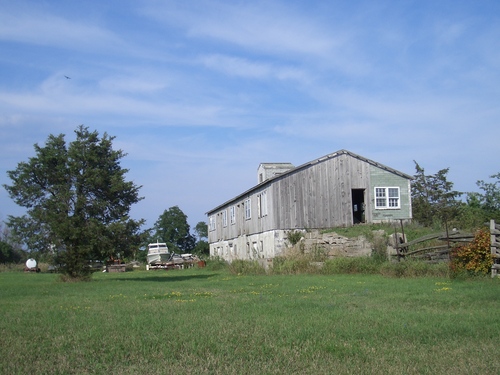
[1,0,499,231]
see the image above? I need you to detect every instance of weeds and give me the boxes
[228,259,266,275]
[286,230,305,246]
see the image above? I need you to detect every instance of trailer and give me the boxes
[146,242,200,270]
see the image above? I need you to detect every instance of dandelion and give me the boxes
[435,287,452,292]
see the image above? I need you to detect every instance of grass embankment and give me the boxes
[1,269,499,374]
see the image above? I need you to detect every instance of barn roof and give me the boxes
[206,149,412,215]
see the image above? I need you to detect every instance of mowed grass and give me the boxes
[1,269,499,375]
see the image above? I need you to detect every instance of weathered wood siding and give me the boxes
[208,150,412,245]
[270,153,371,229]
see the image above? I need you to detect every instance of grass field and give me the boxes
[1,268,499,374]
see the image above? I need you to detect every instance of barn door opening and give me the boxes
[352,189,365,224]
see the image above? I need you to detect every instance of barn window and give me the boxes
[244,198,251,220]
[222,210,228,227]
[258,190,268,218]
[375,187,400,209]
[209,215,216,231]
[230,206,236,224]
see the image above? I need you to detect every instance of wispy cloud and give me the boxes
[0,8,123,51]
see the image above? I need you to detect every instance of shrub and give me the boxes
[450,228,492,276]
[371,232,388,262]
[271,256,314,275]
[286,230,304,246]
[205,256,228,271]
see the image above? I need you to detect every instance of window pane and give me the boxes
[389,198,399,207]
[388,188,399,197]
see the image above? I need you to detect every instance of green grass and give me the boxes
[1,269,499,374]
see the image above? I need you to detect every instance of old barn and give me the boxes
[207,149,412,261]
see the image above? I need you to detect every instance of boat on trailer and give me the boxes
[146,242,170,266]
[146,242,200,270]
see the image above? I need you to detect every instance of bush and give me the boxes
[450,228,492,276]
[286,230,304,246]
[271,256,314,275]
[205,256,228,271]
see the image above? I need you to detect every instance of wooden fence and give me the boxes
[395,227,473,262]
[491,219,500,277]
[395,219,500,277]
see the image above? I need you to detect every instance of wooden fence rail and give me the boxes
[395,222,474,262]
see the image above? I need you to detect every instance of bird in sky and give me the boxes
[64,75,71,79]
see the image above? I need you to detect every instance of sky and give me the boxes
[1,0,499,232]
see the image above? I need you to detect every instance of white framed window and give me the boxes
[222,210,228,227]
[230,206,236,224]
[244,198,251,220]
[209,215,216,231]
[375,187,400,209]
[258,190,268,218]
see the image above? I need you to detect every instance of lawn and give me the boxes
[1,268,499,374]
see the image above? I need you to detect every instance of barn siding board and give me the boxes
[207,150,413,256]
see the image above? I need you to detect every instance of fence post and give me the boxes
[491,219,498,278]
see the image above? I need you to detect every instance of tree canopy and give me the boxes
[3,125,144,279]
[411,161,462,227]
[150,206,195,253]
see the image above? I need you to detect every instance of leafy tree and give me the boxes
[193,240,209,256]
[0,222,25,264]
[194,221,208,241]
[193,221,209,256]
[3,125,144,280]
[475,173,500,220]
[0,241,23,264]
[151,206,195,253]
[456,193,490,230]
[411,161,462,228]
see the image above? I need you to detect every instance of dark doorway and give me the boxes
[352,189,365,224]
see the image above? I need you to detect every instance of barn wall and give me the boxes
[209,230,288,260]
[369,165,412,222]
[271,153,371,229]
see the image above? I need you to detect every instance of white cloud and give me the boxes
[200,54,271,79]
[99,76,168,94]
[0,9,123,51]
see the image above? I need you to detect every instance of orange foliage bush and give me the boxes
[451,229,493,275]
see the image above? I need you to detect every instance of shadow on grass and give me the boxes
[107,273,219,283]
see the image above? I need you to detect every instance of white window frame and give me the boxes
[258,190,268,218]
[209,215,216,231]
[222,210,228,227]
[244,198,251,220]
[375,187,401,209]
[230,206,236,225]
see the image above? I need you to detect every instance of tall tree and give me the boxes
[3,125,144,279]
[411,161,462,227]
[194,221,208,241]
[193,221,209,256]
[151,206,195,253]
[476,173,500,217]
[0,221,27,264]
